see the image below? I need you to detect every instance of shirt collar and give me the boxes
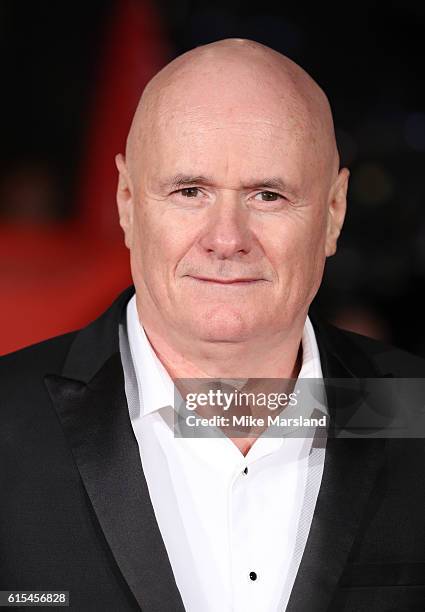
[298,315,324,380]
[126,294,325,418]
[126,295,175,416]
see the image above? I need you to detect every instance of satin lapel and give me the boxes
[286,317,387,612]
[44,352,185,612]
[286,436,386,612]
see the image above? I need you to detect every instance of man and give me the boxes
[1,38,425,612]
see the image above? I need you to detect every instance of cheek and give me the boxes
[266,211,324,255]
[294,211,328,294]
[131,204,199,281]
[260,208,327,287]
[129,205,163,287]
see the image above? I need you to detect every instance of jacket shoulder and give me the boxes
[328,324,425,377]
[0,330,78,383]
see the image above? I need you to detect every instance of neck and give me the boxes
[151,333,302,378]
[136,304,305,381]
[135,299,306,456]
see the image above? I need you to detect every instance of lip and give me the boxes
[187,276,264,285]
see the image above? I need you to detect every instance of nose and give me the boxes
[198,190,252,260]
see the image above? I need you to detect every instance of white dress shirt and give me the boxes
[124,294,327,612]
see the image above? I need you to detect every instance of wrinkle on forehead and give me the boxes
[125,38,339,186]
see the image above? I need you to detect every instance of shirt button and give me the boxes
[243,467,248,475]
[249,571,257,581]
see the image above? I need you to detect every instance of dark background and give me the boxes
[1,0,424,355]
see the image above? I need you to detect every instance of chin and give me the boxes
[188,306,257,342]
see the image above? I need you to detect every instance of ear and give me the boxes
[325,167,349,257]
[115,153,134,249]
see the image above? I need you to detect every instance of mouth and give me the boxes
[187,276,265,285]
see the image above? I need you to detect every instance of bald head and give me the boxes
[125,38,339,184]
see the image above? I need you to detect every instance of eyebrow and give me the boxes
[159,174,294,194]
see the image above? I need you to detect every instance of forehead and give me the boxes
[132,49,335,191]
[143,103,321,190]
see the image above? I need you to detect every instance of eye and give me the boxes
[254,191,283,202]
[178,187,201,198]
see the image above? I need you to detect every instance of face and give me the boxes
[117,73,347,345]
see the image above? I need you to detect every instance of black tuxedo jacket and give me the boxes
[2,285,425,611]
